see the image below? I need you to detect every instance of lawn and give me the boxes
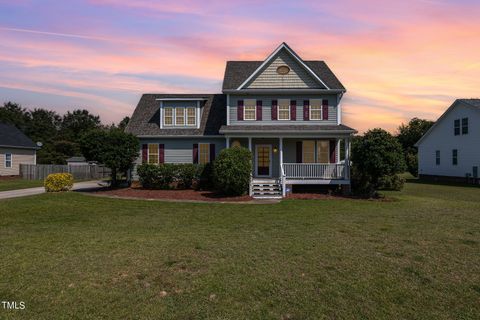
[0,182,479,319]
[0,178,43,192]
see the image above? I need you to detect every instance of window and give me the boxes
[310,99,322,120]
[435,150,440,165]
[187,107,196,126]
[278,99,290,120]
[454,119,460,135]
[5,153,12,168]
[148,144,159,164]
[452,149,458,165]
[164,107,173,126]
[199,143,210,164]
[316,140,330,163]
[244,99,256,120]
[302,141,315,163]
[175,107,185,126]
[462,117,468,135]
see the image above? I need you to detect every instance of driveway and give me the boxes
[0,180,105,200]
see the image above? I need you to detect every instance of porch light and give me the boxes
[273,147,278,153]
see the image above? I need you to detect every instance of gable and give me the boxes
[244,48,325,89]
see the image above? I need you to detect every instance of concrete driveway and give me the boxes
[0,180,105,200]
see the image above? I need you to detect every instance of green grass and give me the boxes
[0,178,44,191]
[0,183,479,319]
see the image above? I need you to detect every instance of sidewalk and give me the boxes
[0,181,104,200]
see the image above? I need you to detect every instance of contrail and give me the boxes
[0,26,117,42]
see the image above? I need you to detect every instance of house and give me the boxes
[66,156,90,166]
[0,122,38,176]
[126,43,357,198]
[416,99,480,183]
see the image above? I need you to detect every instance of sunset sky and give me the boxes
[1,0,479,133]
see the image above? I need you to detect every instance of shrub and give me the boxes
[378,174,406,191]
[44,173,74,192]
[351,129,406,197]
[137,163,176,189]
[214,147,252,196]
[176,164,200,189]
[197,163,214,190]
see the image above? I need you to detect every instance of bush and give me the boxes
[197,163,214,190]
[351,129,406,197]
[214,147,252,196]
[378,174,405,191]
[137,163,176,189]
[44,173,74,192]
[176,164,200,189]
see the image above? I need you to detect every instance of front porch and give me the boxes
[224,136,352,198]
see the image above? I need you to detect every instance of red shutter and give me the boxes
[303,100,309,121]
[291,100,296,121]
[271,100,278,120]
[209,143,215,162]
[193,144,198,164]
[256,100,262,121]
[322,99,329,120]
[329,140,336,163]
[159,144,164,164]
[142,144,148,163]
[237,100,244,121]
[296,141,302,163]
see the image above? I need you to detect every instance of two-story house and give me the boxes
[416,99,480,183]
[126,43,357,198]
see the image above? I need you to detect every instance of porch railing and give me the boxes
[282,163,347,180]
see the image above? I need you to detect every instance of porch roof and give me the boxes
[219,124,357,136]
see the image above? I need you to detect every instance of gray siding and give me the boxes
[132,138,226,179]
[245,49,322,89]
[229,94,338,125]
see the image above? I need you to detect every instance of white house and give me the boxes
[415,99,480,182]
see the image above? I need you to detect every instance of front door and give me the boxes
[255,144,271,177]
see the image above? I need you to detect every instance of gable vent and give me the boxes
[276,65,290,75]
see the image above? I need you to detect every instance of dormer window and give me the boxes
[164,108,173,126]
[163,106,197,127]
[278,99,290,120]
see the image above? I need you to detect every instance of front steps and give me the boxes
[251,179,282,199]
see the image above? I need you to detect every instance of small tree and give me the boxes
[351,128,406,197]
[214,147,252,196]
[80,129,139,186]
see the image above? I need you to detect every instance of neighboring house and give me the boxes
[0,122,38,176]
[126,43,357,198]
[416,99,480,183]
[66,156,90,166]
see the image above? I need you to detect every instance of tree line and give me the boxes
[0,101,130,164]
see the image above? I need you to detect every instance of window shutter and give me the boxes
[256,100,262,121]
[209,143,215,162]
[291,100,296,121]
[142,144,148,163]
[296,141,302,163]
[237,100,244,121]
[193,144,198,164]
[159,144,165,164]
[271,100,278,120]
[329,140,336,163]
[322,99,329,120]
[303,100,309,121]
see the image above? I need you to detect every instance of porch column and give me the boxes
[248,137,252,151]
[226,136,230,148]
[279,137,283,176]
[345,138,351,179]
[336,139,341,164]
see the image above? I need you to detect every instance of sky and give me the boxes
[0,0,479,133]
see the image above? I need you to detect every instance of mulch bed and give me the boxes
[93,187,253,202]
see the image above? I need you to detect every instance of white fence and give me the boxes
[283,163,347,179]
[19,164,110,180]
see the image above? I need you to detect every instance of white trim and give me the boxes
[5,153,12,168]
[236,42,331,90]
[255,144,272,178]
[159,101,164,129]
[226,94,230,125]
[196,101,201,129]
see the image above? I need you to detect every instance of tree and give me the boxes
[351,129,406,197]
[80,129,139,186]
[60,109,101,142]
[117,116,130,131]
[0,102,29,131]
[26,108,61,144]
[397,118,435,176]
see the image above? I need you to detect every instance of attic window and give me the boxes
[276,65,290,75]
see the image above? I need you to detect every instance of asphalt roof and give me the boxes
[125,94,226,136]
[0,122,38,149]
[222,60,346,91]
[219,124,357,134]
[460,98,480,108]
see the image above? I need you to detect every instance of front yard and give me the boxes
[0,182,479,319]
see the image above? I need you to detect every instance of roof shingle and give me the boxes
[0,122,38,149]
